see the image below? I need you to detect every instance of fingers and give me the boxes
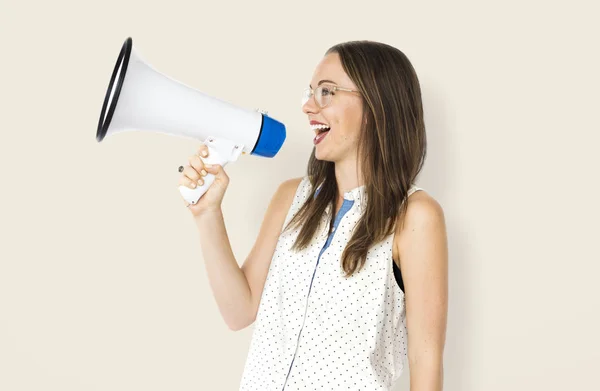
[189,143,210,175]
[180,166,205,188]
[179,143,211,189]
[197,143,209,159]
[188,154,208,177]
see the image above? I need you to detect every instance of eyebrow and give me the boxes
[309,79,337,88]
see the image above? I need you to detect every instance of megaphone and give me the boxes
[96,37,286,205]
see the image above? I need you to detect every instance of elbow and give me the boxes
[228,322,246,332]
[227,315,255,332]
[226,298,258,331]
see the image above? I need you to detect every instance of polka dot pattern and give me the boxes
[239,176,423,390]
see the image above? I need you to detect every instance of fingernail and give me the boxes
[202,150,208,157]
[200,169,207,176]
[197,179,204,185]
[191,182,196,188]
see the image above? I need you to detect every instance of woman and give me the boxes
[179,41,448,390]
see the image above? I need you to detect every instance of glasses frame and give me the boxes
[302,83,361,108]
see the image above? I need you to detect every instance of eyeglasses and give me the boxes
[302,83,361,108]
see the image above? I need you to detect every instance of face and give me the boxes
[302,52,364,163]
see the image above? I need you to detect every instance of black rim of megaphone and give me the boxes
[96,37,133,142]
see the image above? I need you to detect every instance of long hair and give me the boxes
[282,40,427,278]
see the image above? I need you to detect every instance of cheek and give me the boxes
[331,117,342,128]
[330,109,353,131]
[327,106,362,142]
[340,111,362,139]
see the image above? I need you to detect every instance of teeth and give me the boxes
[310,124,330,130]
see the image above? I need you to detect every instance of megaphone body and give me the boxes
[97,37,286,205]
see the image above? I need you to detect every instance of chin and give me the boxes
[314,153,327,162]
[315,150,336,163]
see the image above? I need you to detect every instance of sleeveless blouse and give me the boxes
[239,176,423,390]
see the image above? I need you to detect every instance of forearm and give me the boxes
[409,356,443,391]
[194,208,253,330]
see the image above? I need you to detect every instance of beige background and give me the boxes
[1,0,599,390]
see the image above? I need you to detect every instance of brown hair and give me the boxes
[283,40,427,277]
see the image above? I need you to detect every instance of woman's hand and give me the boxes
[178,142,230,217]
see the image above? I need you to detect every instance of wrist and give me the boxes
[193,207,223,222]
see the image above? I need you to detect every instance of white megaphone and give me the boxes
[96,37,286,205]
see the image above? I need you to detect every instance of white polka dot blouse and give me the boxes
[239,176,423,390]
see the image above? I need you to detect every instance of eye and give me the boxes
[321,87,332,96]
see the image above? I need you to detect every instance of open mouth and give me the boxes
[313,126,330,144]
[311,123,330,132]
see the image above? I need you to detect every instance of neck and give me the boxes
[333,154,363,195]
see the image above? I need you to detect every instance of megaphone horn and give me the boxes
[97,37,286,205]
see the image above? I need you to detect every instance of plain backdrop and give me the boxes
[1,0,599,390]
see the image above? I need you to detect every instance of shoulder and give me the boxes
[272,176,305,206]
[393,190,447,264]
[403,190,445,227]
[259,177,306,238]
[278,176,304,195]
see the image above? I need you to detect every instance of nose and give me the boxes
[302,94,319,115]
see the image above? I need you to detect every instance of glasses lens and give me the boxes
[316,85,332,107]
[301,88,311,106]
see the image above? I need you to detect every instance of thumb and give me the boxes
[204,163,219,172]
[204,163,222,176]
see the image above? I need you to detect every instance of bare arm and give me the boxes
[240,177,303,328]
[395,193,448,391]
[194,177,303,331]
